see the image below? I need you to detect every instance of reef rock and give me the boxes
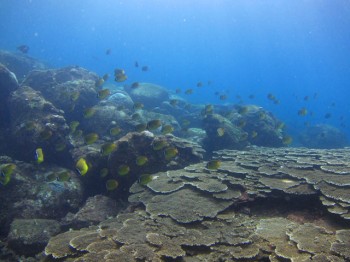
[8,86,69,163]
[0,50,47,81]
[0,156,83,236]
[299,124,348,149]
[107,131,205,189]
[202,113,248,151]
[7,218,60,257]
[79,102,134,137]
[127,82,169,110]
[232,105,285,147]
[22,66,99,121]
[62,195,122,229]
[0,63,18,128]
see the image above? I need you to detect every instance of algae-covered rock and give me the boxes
[62,195,122,229]
[202,113,248,151]
[0,157,83,236]
[7,218,60,256]
[79,102,134,137]
[232,105,285,147]
[8,86,69,163]
[107,131,205,188]
[22,66,99,121]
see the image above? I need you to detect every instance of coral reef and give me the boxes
[44,147,350,261]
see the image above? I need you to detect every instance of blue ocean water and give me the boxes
[1,0,349,141]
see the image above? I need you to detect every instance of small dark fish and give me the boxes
[141,66,149,71]
[17,44,29,53]
[298,108,307,116]
[70,91,80,101]
[97,89,111,100]
[324,113,332,119]
[131,82,140,89]
[84,133,99,145]
[175,88,181,94]
[251,131,258,138]
[110,127,122,136]
[105,48,112,55]
[202,104,214,115]
[40,129,53,140]
[164,147,178,160]
[131,113,141,121]
[133,102,144,110]
[217,127,225,137]
[267,93,275,100]
[161,124,174,135]
[185,89,193,95]
[115,74,127,82]
[147,119,162,130]
[134,61,139,67]
[55,141,66,152]
[106,179,119,190]
[69,121,80,133]
[304,96,309,101]
[100,142,117,156]
[57,171,71,182]
[219,95,228,100]
[135,123,147,132]
[237,119,246,128]
[24,121,36,131]
[237,106,249,115]
[181,119,191,127]
[95,78,105,88]
[248,94,255,99]
[206,160,221,170]
[100,168,109,178]
[102,73,109,81]
[84,107,97,118]
[169,99,178,107]
[152,139,168,150]
[258,111,267,120]
[196,82,203,87]
[139,174,155,185]
[136,156,148,166]
[114,68,127,82]
[118,164,130,176]
[282,136,293,145]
